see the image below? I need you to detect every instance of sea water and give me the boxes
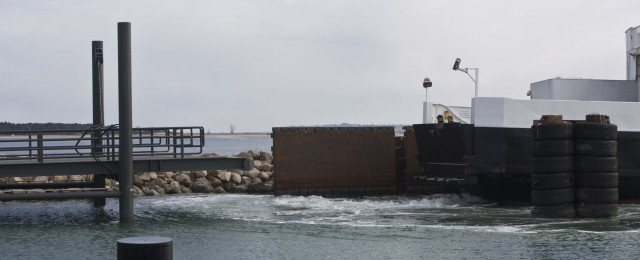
[1,135,640,259]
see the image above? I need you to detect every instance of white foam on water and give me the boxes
[421,224,536,234]
[134,193,538,233]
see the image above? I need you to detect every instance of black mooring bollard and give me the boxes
[117,236,173,260]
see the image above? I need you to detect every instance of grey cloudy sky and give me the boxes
[1,1,639,132]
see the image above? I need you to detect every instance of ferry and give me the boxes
[412,25,640,201]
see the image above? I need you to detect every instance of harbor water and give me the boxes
[1,135,640,259]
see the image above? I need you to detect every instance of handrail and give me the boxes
[0,126,205,162]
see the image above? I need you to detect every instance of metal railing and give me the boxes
[0,126,205,162]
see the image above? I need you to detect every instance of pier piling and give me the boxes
[118,22,134,223]
[92,40,106,207]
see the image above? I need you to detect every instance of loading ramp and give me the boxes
[0,126,253,201]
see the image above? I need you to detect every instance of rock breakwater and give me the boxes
[0,150,275,197]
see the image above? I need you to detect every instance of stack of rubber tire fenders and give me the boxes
[574,121,619,217]
[531,121,576,217]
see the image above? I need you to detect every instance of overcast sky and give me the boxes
[1,1,639,132]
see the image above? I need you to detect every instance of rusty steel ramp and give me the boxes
[272,127,397,196]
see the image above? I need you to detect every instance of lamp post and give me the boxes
[452,58,479,98]
[422,77,432,124]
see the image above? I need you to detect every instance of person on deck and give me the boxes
[436,115,445,124]
[447,115,454,123]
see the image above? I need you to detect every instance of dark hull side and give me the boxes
[471,127,532,201]
[413,125,640,202]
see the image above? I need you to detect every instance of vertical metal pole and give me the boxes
[37,134,43,163]
[475,68,479,98]
[92,41,106,207]
[423,88,428,124]
[118,22,134,224]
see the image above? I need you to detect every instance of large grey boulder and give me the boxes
[241,176,252,185]
[213,186,226,193]
[207,176,223,188]
[259,151,273,163]
[254,160,263,171]
[244,168,260,179]
[181,187,192,194]
[152,185,165,195]
[248,150,261,160]
[232,183,248,193]
[217,171,231,182]
[149,179,167,190]
[255,161,273,172]
[165,181,182,194]
[134,175,144,187]
[224,182,234,192]
[231,172,242,184]
[50,176,67,182]
[162,172,174,179]
[235,152,253,160]
[133,185,144,197]
[251,178,263,185]
[192,177,214,193]
[192,170,208,178]
[259,171,270,181]
[138,172,151,182]
[21,176,35,182]
[248,181,272,194]
[34,176,49,182]
[149,172,158,180]
[9,177,24,182]
[176,173,192,187]
[69,175,84,181]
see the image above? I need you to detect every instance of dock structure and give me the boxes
[0,22,252,223]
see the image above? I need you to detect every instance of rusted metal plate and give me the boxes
[272,127,396,195]
[402,127,423,184]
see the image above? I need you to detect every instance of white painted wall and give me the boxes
[472,97,640,131]
[423,102,471,124]
[530,79,638,102]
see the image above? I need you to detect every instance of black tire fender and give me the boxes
[575,156,617,173]
[531,172,574,190]
[531,122,573,140]
[575,172,618,188]
[531,188,575,205]
[575,202,618,218]
[574,122,617,140]
[575,187,618,203]
[574,140,617,157]
[533,140,574,157]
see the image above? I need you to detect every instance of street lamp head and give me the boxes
[453,58,461,70]
[422,77,432,88]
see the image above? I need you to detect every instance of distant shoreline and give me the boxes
[0,132,271,138]
[206,132,270,136]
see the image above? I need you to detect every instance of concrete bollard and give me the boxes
[117,236,173,260]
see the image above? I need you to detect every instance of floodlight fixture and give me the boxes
[452,58,479,98]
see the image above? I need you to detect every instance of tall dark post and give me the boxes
[92,41,106,207]
[118,22,134,223]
